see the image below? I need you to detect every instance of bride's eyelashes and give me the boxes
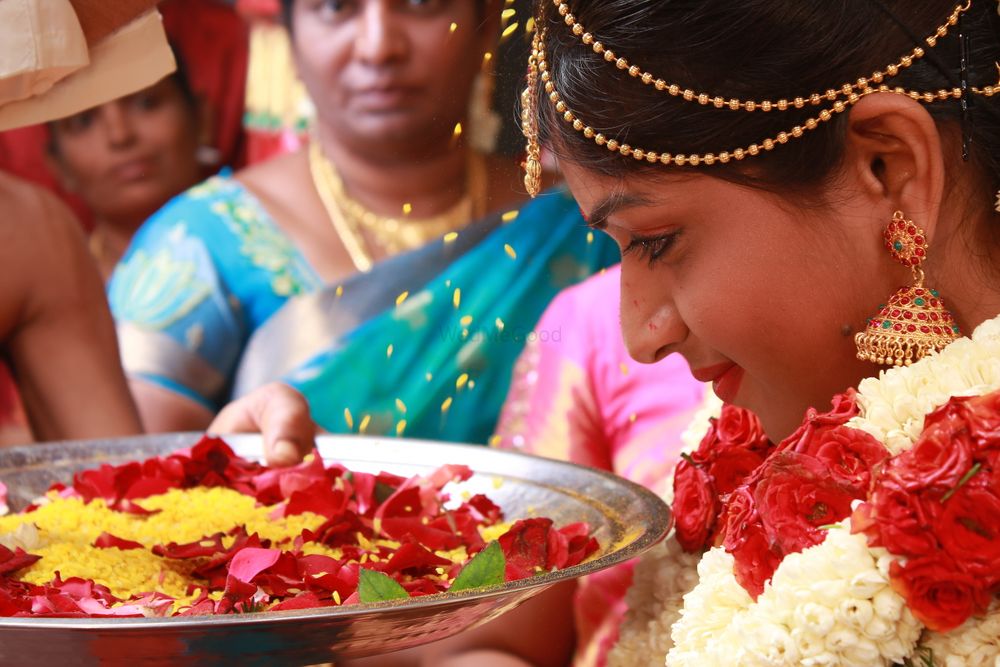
[622,231,679,266]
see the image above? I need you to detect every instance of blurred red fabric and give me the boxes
[0,0,250,229]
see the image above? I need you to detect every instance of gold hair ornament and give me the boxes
[522,2,1000,194]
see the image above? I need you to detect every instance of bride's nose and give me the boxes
[619,269,685,364]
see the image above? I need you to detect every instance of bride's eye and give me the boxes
[622,232,679,266]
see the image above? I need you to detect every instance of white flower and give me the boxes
[678,390,723,453]
[666,527,921,667]
[848,315,1000,454]
[666,547,753,667]
[921,600,1000,667]
[606,538,701,667]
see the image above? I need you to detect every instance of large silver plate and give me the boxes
[0,433,670,666]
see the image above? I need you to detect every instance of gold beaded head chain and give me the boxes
[522,0,1000,197]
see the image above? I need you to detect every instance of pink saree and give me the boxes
[494,264,706,667]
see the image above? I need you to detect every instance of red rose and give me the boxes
[729,519,781,600]
[792,425,889,494]
[719,486,759,552]
[889,555,991,632]
[704,404,771,454]
[934,477,1000,584]
[816,390,861,426]
[960,390,1000,452]
[719,486,781,599]
[672,458,719,552]
[852,481,939,557]
[889,418,974,493]
[777,390,861,454]
[754,452,856,555]
[707,447,770,497]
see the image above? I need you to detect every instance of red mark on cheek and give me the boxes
[648,322,658,331]
[632,299,639,308]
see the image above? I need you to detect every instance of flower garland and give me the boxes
[614,315,1000,666]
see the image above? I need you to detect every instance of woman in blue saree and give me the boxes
[108,0,619,443]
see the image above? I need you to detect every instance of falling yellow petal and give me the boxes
[504,244,517,260]
[396,291,409,306]
[526,16,535,33]
[359,415,371,434]
[620,363,630,376]
[344,408,354,430]
[453,288,461,309]
[482,51,493,64]
[468,380,476,389]
[441,397,453,413]
[460,315,473,327]
[386,344,394,359]
[456,373,469,390]
[501,22,519,39]
[501,8,516,19]
[629,413,637,423]
[488,434,502,447]
[425,372,433,382]
[495,317,505,331]
[402,202,413,216]
[501,209,519,223]
[336,285,344,298]
[586,231,594,244]
[443,232,458,244]
[453,122,463,138]
[449,22,458,32]
[396,420,407,436]
[395,398,407,414]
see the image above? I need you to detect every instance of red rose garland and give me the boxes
[672,387,1000,631]
[852,392,1000,631]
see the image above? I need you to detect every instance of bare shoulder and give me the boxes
[0,171,87,249]
[0,172,99,332]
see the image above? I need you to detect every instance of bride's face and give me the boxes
[560,161,889,440]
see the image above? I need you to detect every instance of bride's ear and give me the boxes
[841,92,946,242]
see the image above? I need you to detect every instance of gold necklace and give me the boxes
[308,141,489,272]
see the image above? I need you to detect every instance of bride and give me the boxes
[220,0,1000,664]
[519,0,1000,665]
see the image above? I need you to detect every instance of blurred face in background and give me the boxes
[289,0,497,159]
[48,76,203,229]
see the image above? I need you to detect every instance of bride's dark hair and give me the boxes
[534,0,1000,199]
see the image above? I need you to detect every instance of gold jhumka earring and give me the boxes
[854,211,962,367]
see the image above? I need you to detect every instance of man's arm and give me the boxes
[0,172,142,441]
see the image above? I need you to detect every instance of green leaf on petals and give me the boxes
[942,463,982,503]
[450,541,505,592]
[358,568,409,602]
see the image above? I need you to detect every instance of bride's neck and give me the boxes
[935,214,1000,335]
[313,124,470,219]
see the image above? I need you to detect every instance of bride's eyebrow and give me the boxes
[584,192,653,230]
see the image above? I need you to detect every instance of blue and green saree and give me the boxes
[109,173,619,444]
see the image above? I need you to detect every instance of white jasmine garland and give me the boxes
[607,391,715,667]
[847,316,1000,454]
[606,539,701,667]
[666,526,921,667]
[921,600,1000,667]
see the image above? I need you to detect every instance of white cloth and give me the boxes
[0,2,175,131]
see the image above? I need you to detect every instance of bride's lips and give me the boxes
[690,362,745,403]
